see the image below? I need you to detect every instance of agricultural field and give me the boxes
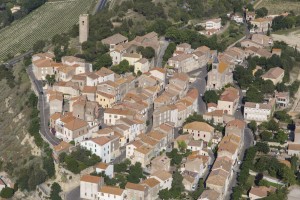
[0,0,95,61]
[256,0,300,15]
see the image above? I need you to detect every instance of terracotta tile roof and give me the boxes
[50,112,62,121]
[218,134,241,155]
[136,58,148,64]
[212,157,233,173]
[175,134,192,142]
[188,140,202,147]
[288,143,300,151]
[226,119,246,129]
[187,154,209,164]
[151,170,172,181]
[101,33,128,45]
[138,134,159,146]
[261,67,284,79]
[95,67,115,77]
[207,102,217,108]
[53,141,72,152]
[219,87,239,102]
[95,162,109,169]
[91,136,112,146]
[204,109,224,117]
[256,48,272,58]
[104,108,135,116]
[80,175,102,184]
[128,140,144,148]
[64,118,88,131]
[125,182,147,191]
[249,186,271,198]
[148,131,166,141]
[135,145,153,155]
[142,178,160,188]
[244,102,272,110]
[169,53,193,62]
[123,53,142,59]
[206,168,229,186]
[97,91,115,99]
[194,45,210,53]
[150,67,166,74]
[184,122,214,133]
[49,91,63,102]
[200,189,220,199]
[100,186,124,196]
[72,74,86,81]
[82,86,97,93]
[218,62,229,73]
[33,58,57,68]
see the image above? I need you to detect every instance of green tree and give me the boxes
[274,110,292,123]
[189,179,204,199]
[50,182,62,200]
[203,90,219,104]
[290,155,298,172]
[260,131,273,141]
[274,130,288,144]
[256,7,268,18]
[248,121,257,133]
[0,187,14,199]
[45,74,56,86]
[127,162,144,183]
[94,54,112,71]
[158,188,172,200]
[177,140,187,153]
[246,86,263,103]
[33,40,46,53]
[256,142,270,154]
[170,171,184,198]
[43,156,55,178]
[166,149,182,165]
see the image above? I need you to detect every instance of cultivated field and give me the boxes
[0,0,94,61]
[256,0,300,15]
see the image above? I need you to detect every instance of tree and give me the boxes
[166,149,182,165]
[0,187,14,199]
[158,188,172,200]
[290,155,298,172]
[111,60,133,74]
[233,65,254,89]
[274,110,292,123]
[93,54,112,70]
[248,121,257,133]
[245,86,263,103]
[260,80,275,94]
[170,171,184,198]
[50,182,62,200]
[43,156,55,178]
[203,90,219,104]
[141,47,155,59]
[177,141,187,153]
[274,130,288,144]
[33,40,46,53]
[256,142,270,154]
[260,131,273,141]
[256,7,268,18]
[127,162,144,183]
[45,74,56,86]
[189,179,204,199]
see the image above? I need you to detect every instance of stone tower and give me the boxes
[79,14,89,44]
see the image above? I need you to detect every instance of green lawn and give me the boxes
[0,0,95,61]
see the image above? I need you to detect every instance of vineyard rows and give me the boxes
[0,0,94,61]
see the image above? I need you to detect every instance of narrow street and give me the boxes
[27,65,60,146]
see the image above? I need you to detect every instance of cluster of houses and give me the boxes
[80,157,173,200]
[200,119,246,199]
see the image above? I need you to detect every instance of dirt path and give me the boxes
[254,0,263,9]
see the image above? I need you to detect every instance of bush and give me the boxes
[0,187,14,198]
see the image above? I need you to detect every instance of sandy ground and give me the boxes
[288,186,300,200]
[272,31,300,51]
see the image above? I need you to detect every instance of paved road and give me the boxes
[93,0,107,15]
[224,128,254,200]
[3,50,33,67]
[155,38,169,67]
[65,186,80,200]
[189,67,208,114]
[27,66,60,146]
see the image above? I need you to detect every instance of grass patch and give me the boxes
[0,0,94,61]
[218,22,244,47]
[256,0,300,15]
[272,27,300,35]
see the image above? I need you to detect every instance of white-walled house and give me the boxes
[205,18,221,30]
[150,170,173,190]
[80,175,104,200]
[98,186,125,200]
[244,100,275,122]
[80,136,118,163]
[95,162,114,178]
[183,122,214,142]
